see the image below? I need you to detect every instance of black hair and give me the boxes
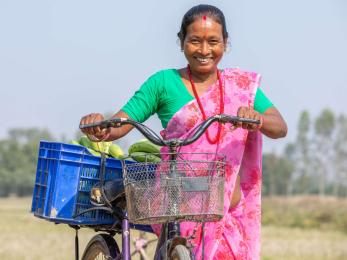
[177,4,229,45]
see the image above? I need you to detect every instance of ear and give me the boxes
[180,39,184,51]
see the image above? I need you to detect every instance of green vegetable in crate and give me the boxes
[78,136,102,156]
[79,136,108,152]
[130,152,161,163]
[128,139,161,155]
[117,154,130,159]
[70,140,81,145]
[87,149,102,156]
[79,136,92,148]
[71,139,102,156]
[108,143,124,159]
[90,140,112,154]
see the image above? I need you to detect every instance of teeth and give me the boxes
[197,57,209,63]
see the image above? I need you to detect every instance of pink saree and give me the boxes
[153,68,263,260]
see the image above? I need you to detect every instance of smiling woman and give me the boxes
[80,4,287,260]
[181,15,225,77]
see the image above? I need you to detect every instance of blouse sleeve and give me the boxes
[121,72,162,123]
[254,88,274,114]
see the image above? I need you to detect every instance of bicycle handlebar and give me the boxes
[79,114,260,147]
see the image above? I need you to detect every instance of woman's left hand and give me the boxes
[236,106,288,139]
[236,106,262,131]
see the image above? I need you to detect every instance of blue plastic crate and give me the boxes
[31,141,124,225]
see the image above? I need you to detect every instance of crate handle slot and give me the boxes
[73,206,113,219]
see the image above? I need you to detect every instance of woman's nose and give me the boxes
[199,41,210,55]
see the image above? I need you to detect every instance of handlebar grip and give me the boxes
[236,117,261,124]
[79,118,127,130]
[219,114,261,125]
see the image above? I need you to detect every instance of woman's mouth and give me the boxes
[195,57,212,64]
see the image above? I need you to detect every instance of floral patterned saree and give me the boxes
[153,68,263,260]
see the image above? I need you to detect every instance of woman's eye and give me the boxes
[209,40,220,45]
[190,39,200,44]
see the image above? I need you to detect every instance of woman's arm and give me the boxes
[80,72,164,142]
[79,110,134,141]
[237,106,287,139]
[260,107,287,139]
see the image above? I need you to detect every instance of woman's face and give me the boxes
[183,16,226,75]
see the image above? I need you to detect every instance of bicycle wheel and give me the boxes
[170,245,191,260]
[82,234,120,260]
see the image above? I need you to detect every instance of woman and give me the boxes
[80,4,287,260]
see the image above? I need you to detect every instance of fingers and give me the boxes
[80,113,107,140]
[236,106,262,131]
[94,128,111,141]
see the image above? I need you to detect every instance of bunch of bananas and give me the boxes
[71,136,124,159]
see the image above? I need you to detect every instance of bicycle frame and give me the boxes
[122,213,131,260]
[80,114,260,259]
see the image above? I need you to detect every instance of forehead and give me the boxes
[186,16,223,37]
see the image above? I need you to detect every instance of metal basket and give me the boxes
[122,153,226,225]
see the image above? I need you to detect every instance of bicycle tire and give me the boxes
[170,245,191,260]
[82,234,120,260]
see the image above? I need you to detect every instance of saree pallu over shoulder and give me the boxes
[155,68,263,260]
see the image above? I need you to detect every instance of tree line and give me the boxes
[0,128,54,196]
[263,108,347,197]
[0,108,346,197]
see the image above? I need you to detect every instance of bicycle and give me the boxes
[78,114,260,260]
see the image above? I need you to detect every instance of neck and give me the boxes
[188,67,218,83]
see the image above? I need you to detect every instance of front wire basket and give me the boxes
[122,153,226,225]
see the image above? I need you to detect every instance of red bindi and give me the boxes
[202,15,207,21]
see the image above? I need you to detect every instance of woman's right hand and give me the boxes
[79,113,111,141]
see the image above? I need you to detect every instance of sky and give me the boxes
[0,0,346,153]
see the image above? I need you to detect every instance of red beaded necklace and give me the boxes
[187,65,224,144]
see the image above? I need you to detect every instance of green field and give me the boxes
[1,197,347,260]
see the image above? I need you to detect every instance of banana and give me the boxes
[79,135,112,154]
[130,152,161,163]
[79,136,105,157]
[90,141,112,154]
[109,143,124,159]
[103,141,112,154]
[70,140,81,145]
[87,149,102,157]
[128,139,161,155]
[79,136,92,148]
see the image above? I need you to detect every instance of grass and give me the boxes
[262,196,347,233]
[0,197,157,260]
[262,226,347,260]
[1,196,347,259]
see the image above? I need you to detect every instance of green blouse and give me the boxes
[122,69,273,128]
